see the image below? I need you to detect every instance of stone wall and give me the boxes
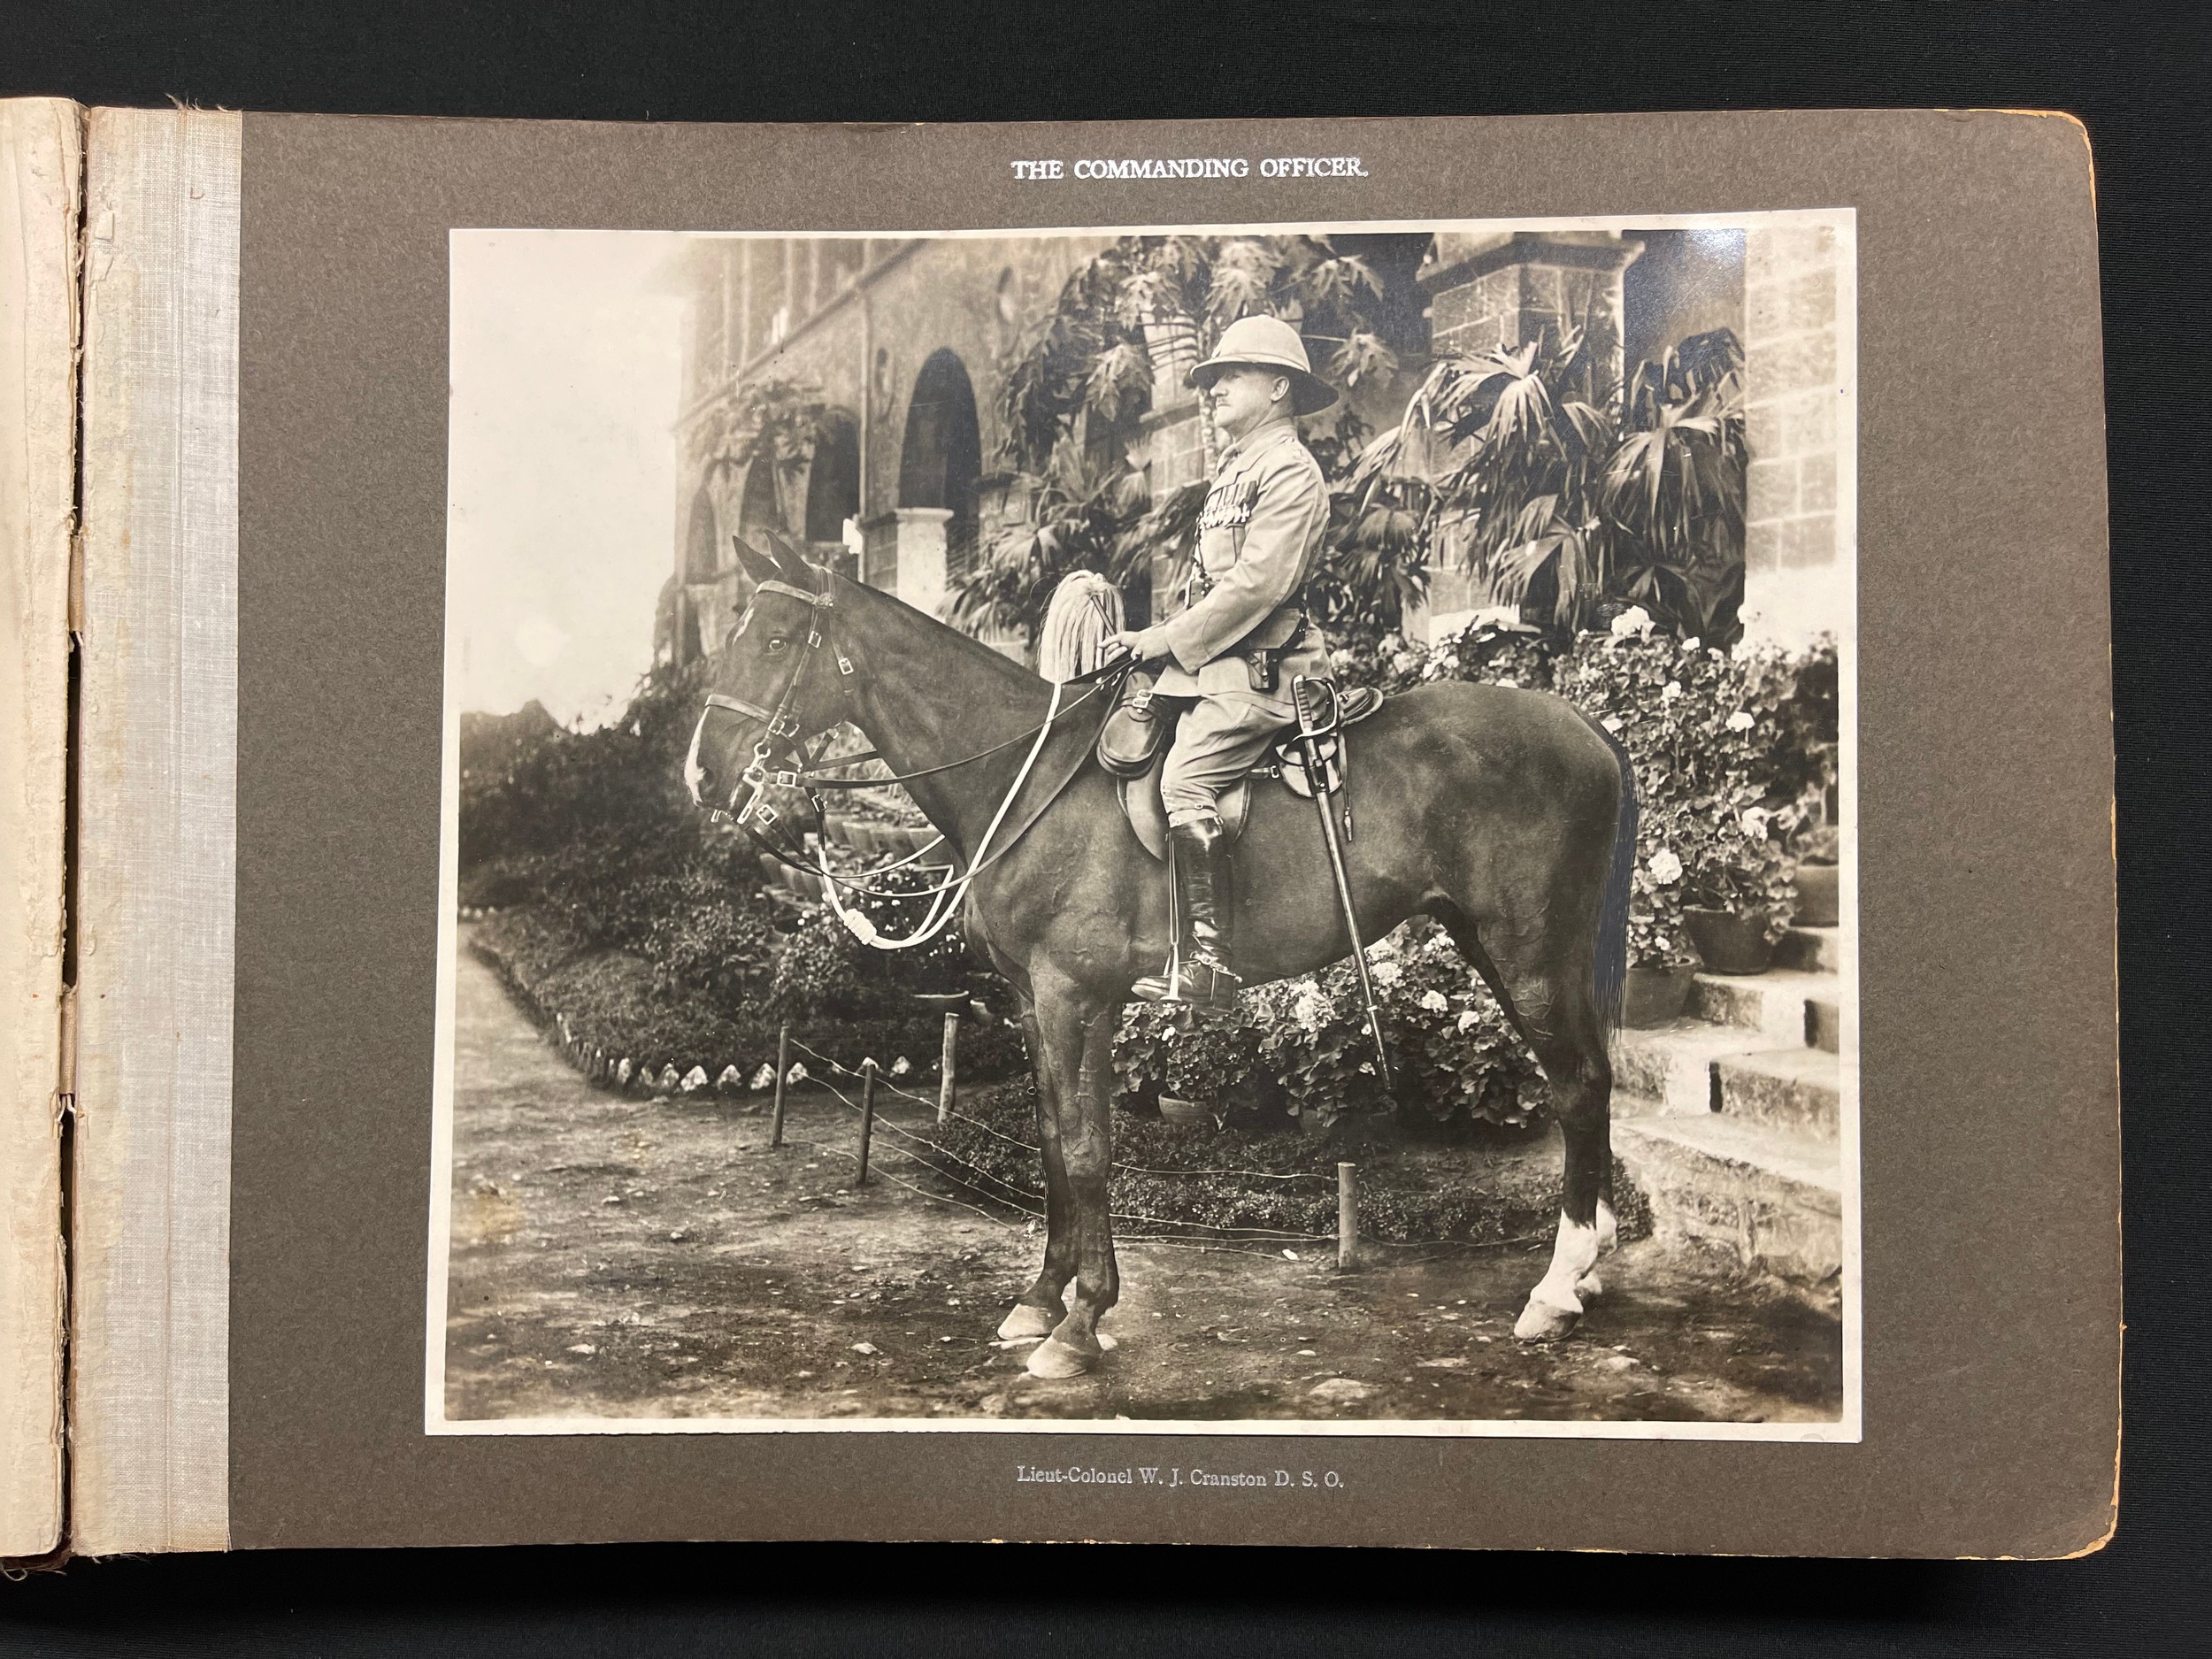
[1741,222,1848,647]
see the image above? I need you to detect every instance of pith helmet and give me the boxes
[1187,314,1339,415]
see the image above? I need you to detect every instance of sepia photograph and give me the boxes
[427,212,1858,1437]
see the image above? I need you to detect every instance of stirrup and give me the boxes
[1133,956,1242,1012]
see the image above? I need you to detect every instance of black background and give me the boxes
[2,0,2204,1651]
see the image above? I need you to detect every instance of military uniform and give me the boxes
[1121,314,1339,1010]
[1146,424,1333,823]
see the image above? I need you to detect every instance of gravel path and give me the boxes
[442,925,1842,1427]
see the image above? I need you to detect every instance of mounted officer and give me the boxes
[1114,314,1338,1012]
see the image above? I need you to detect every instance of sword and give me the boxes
[1292,676,1392,1092]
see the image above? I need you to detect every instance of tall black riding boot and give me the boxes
[1132,815,1241,1013]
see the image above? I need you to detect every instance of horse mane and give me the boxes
[1037,572,1123,682]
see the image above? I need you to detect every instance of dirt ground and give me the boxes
[444,926,1842,1426]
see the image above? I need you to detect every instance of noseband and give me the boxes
[701,578,856,833]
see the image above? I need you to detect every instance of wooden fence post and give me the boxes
[1337,1162,1359,1271]
[938,1011,959,1125]
[856,1057,878,1186]
[770,1024,790,1148]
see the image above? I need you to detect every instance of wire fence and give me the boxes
[794,1057,1338,1248]
[784,1033,1333,1189]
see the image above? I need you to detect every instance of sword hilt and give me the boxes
[1292,674,1339,741]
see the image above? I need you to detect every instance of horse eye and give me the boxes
[765,638,787,654]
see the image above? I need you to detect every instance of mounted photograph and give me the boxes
[427,211,1858,1439]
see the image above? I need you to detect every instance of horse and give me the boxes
[685,534,1636,1381]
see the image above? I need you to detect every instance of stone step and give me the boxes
[1687,968,1842,1046]
[1714,1047,1841,1139]
[1774,925,1842,973]
[1610,1022,1774,1118]
[1613,1109,1843,1287]
[1807,994,1842,1055]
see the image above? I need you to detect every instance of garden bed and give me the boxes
[469,905,1028,1096]
[919,1076,1653,1248]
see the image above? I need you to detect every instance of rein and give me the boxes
[699,572,1134,948]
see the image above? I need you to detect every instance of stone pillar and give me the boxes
[1423,231,1642,388]
[887,505,952,618]
[1741,222,1845,647]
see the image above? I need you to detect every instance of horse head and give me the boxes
[684,531,852,818]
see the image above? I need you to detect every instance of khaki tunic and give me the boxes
[1138,423,1332,821]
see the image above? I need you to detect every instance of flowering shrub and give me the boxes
[1114,918,1549,1134]
[1556,612,1834,956]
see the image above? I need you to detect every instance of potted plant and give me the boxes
[1793,820,1841,927]
[1623,831,1702,1025]
[1679,795,1798,975]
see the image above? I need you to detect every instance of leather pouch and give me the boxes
[1096,669,1171,778]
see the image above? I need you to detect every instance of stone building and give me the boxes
[660,220,1846,663]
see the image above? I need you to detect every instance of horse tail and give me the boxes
[1039,572,1123,682]
[1588,718,1638,1036]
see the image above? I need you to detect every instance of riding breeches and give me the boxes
[1157,692,1293,826]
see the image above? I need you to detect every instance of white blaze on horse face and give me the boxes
[682,712,709,806]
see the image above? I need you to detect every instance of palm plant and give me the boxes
[947,447,1152,651]
[1349,323,1746,638]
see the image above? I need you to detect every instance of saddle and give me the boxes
[1106,679,1384,864]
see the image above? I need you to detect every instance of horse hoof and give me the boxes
[1025,1336,1098,1379]
[997,1303,1058,1340]
[1514,1296,1581,1342]
[1574,1271,1603,1300]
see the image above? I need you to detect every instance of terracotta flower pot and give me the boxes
[1795,862,1840,927]
[1683,906,1778,975]
[1622,964,1698,1027]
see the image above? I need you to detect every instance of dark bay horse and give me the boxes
[686,536,1635,1379]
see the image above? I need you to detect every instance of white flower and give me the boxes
[1291,982,1329,1033]
[1741,807,1771,838]
[1371,960,1402,989]
[786,1062,809,1084]
[1661,680,1683,703]
[890,1056,911,1078]
[1732,638,1755,663]
[1610,605,1655,640]
[749,1064,776,1092]
[1419,989,1449,1013]
[1647,848,1684,885]
[1358,1062,1376,1075]
[1601,714,1624,733]
[1456,1009,1480,1033]
[1680,636,1701,654]
[1725,710,1755,733]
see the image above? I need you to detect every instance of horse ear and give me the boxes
[731,535,780,587]
[757,526,822,591]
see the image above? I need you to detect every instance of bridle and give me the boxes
[698,577,856,837]
[693,567,1133,949]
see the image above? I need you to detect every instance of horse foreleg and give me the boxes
[1026,985,1121,1379]
[999,1008,1075,1340]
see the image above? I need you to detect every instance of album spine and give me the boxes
[0,96,83,1564]
[69,104,240,1556]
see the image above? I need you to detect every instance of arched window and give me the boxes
[803,411,862,546]
[735,456,785,551]
[682,488,720,585]
[896,349,982,576]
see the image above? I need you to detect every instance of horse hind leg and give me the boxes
[1433,907,1618,1341]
